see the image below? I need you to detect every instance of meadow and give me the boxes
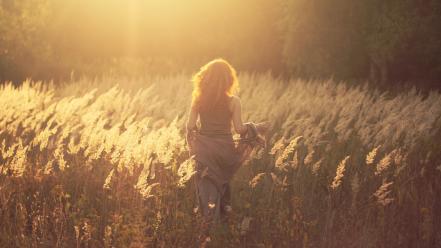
[1,73,440,247]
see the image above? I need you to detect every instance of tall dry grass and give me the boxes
[1,74,440,247]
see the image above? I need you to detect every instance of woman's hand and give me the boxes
[255,121,270,134]
[186,100,199,155]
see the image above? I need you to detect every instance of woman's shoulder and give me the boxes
[230,95,241,104]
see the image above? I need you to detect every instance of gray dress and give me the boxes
[186,97,262,237]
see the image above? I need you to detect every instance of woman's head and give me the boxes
[191,58,239,111]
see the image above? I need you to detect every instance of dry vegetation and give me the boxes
[1,74,441,247]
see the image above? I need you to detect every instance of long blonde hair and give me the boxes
[191,58,239,112]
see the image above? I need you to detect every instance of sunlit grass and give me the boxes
[0,74,440,246]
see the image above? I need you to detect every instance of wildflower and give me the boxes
[103,169,115,190]
[275,136,304,170]
[9,140,28,177]
[375,149,397,176]
[177,156,197,187]
[312,159,323,175]
[269,137,286,155]
[366,145,381,165]
[331,156,350,189]
[249,173,266,188]
[135,158,153,193]
[373,180,394,206]
[304,149,315,165]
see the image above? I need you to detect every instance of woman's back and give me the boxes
[198,96,233,136]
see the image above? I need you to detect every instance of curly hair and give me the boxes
[191,58,239,112]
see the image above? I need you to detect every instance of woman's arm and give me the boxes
[231,96,247,135]
[186,101,198,132]
[186,102,198,154]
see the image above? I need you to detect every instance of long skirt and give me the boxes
[188,131,256,237]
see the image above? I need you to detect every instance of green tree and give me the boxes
[280,0,368,79]
[0,0,53,82]
[280,0,441,87]
[365,0,419,84]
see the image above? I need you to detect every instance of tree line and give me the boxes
[0,0,440,88]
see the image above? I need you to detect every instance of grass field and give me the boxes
[1,74,441,247]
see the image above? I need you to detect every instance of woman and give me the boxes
[185,58,268,243]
